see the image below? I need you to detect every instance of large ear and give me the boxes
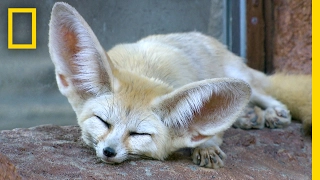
[152,78,251,148]
[48,2,117,98]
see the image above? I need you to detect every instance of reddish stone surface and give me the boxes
[273,0,311,74]
[0,123,311,179]
[0,153,21,180]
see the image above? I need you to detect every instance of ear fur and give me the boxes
[48,2,116,97]
[152,78,251,147]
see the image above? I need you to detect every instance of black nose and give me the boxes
[103,147,117,157]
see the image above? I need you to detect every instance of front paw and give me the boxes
[265,106,291,128]
[192,145,226,169]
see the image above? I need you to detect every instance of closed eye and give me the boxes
[95,115,111,129]
[129,132,151,136]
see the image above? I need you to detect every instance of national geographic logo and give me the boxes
[8,8,36,49]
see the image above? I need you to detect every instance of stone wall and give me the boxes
[272,0,311,74]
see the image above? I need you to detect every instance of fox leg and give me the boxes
[192,133,226,169]
[234,89,291,129]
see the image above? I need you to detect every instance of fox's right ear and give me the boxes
[48,2,117,98]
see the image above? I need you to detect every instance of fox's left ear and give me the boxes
[152,78,251,148]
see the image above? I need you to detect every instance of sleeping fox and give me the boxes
[48,2,311,169]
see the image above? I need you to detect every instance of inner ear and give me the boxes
[56,25,81,79]
[191,134,208,142]
[61,26,80,69]
[58,74,69,87]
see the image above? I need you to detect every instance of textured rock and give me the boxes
[273,0,311,74]
[0,123,311,179]
[0,153,21,180]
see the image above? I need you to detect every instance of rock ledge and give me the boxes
[0,123,311,180]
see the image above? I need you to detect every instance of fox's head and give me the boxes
[48,2,251,164]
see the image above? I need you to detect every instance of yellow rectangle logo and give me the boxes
[8,8,36,49]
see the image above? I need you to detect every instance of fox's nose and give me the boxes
[103,147,117,157]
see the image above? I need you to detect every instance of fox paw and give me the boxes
[264,106,291,128]
[192,145,226,169]
[233,106,265,129]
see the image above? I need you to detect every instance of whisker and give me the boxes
[83,133,99,147]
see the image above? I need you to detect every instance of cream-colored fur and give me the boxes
[48,2,310,169]
[265,73,312,134]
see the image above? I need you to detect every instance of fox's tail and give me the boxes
[265,73,312,135]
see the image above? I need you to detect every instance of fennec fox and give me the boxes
[49,2,310,169]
